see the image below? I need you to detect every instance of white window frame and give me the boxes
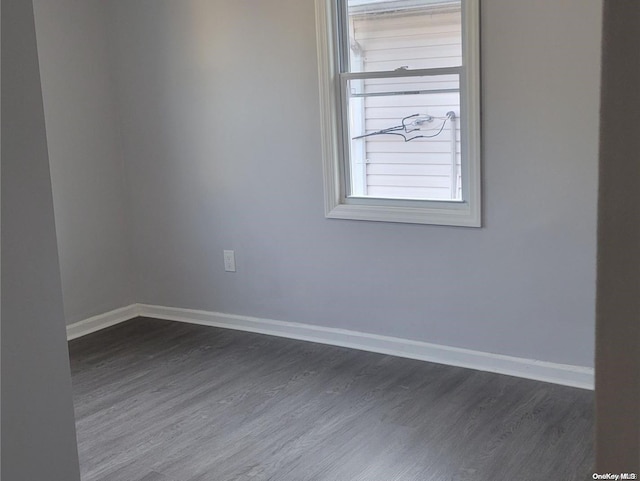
[315,0,481,227]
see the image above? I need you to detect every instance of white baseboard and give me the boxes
[66,304,140,341]
[67,304,594,389]
[137,304,594,390]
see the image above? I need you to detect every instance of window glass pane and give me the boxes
[346,0,462,73]
[346,75,461,201]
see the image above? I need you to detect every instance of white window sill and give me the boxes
[326,200,481,227]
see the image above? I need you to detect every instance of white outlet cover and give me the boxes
[223,250,236,272]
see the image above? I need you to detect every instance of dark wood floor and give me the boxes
[69,317,594,481]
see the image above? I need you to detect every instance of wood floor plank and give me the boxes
[69,317,594,481]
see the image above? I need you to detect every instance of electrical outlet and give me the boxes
[223,250,236,272]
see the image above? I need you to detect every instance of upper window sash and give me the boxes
[336,0,464,75]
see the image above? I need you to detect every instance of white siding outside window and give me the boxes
[351,9,462,200]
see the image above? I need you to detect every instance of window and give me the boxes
[316,0,481,226]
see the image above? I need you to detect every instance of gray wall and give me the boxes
[595,0,640,471]
[33,0,133,325]
[107,0,602,367]
[1,0,81,478]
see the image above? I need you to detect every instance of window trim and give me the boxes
[315,0,481,227]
